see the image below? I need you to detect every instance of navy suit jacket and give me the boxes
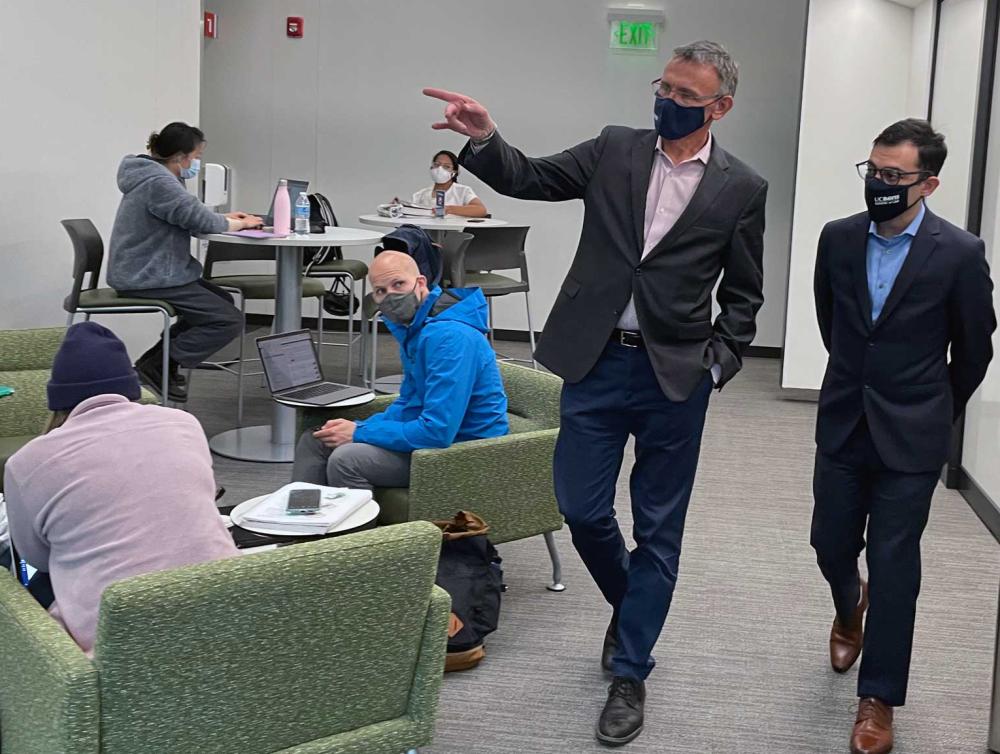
[814,208,995,472]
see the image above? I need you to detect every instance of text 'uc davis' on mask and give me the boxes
[864,177,923,224]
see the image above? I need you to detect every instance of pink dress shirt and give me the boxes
[616,133,713,331]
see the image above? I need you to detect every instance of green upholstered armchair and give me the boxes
[0,327,156,491]
[0,327,67,490]
[0,521,449,754]
[297,362,567,591]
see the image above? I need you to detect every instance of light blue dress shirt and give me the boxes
[866,203,926,322]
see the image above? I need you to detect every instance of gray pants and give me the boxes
[121,279,243,367]
[292,431,411,490]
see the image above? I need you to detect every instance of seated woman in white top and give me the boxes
[412,150,488,218]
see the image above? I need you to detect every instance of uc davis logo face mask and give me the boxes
[864,177,919,223]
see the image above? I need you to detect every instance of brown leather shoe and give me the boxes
[830,579,868,672]
[851,697,893,754]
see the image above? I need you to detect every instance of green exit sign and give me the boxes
[610,20,658,51]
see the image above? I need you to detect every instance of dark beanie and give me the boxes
[47,322,142,411]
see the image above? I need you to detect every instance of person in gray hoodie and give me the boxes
[108,122,262,401]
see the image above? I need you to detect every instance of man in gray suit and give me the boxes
[426,40,767,746]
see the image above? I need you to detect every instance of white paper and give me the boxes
[241,482,371,534]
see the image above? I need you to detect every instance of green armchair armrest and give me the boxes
[407,429,561,544]
[0,572,99,754]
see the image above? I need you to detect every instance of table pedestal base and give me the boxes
[210,425,295,463]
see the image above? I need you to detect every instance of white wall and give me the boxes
[961,24,1000,506]
[908,0,937,114]
[780,0,935,391]
[929,0,987,227]
[199,0,808,347]
[0,1,202,356]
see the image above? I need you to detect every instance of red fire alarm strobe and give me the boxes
[287,16,304,37]
[204,11,217,39]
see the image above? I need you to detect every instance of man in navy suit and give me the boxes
[812,119,995,754]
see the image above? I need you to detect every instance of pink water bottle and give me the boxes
[272,179,291,236]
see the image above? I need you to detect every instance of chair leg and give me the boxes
[236,296,247,427]
[316,295,325,347]
[487,297,496,349]
[83,312,92,322]
[66,311,76,326]
[543,531,566,592]
[524,291,538,370]
[370,314,379,388]
[160,311,171,407]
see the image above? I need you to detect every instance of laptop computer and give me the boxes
[256,329,372,406]
[262,178,310,226]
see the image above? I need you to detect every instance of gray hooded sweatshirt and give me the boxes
[107,155,228,290]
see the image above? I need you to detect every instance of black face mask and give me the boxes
[864,177,922,223]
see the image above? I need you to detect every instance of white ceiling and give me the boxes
[885,0,930,8]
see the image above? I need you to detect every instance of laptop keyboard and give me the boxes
[283,384,336,400]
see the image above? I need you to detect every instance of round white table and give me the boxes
[229,495,380,538]
[358,214,508,232]
[198,228,383,463]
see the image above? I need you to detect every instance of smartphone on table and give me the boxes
[286,488,322,515]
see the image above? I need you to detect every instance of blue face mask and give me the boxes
[180,158,201,180]
[653,97,709,141]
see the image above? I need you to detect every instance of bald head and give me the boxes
[370,250,428,305]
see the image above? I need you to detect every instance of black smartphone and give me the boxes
[286,488,322,515]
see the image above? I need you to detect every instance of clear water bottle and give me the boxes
[294,192,310,235]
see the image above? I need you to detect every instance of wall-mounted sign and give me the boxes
[610,20,657,51]
[607,6,665,53]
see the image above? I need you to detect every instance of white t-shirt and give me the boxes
[412,183,478,208]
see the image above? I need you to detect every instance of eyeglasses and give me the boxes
[431,162,455,170]
[855,161,930,186]
[650,79,722,108]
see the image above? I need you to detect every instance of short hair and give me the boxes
[873,119,948,176]
[672,40,739,97]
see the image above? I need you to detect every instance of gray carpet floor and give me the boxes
[186,328,999,753]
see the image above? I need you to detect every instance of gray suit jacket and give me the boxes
[459,126,768,401]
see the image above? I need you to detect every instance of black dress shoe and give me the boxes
[602,617,618,672]
[135,354,187,403]
[596,676,645,747]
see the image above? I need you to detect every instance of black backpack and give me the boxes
[304,192,340,266]
[378,224,444,287]
[304,193,361,317]
[433,511,503,671]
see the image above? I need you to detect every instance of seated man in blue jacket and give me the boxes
[292,250,508,490]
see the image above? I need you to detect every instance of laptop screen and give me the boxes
[257,330,322,392]
[264,178,310,225]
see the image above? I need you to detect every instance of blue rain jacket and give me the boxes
[353,287,509,452]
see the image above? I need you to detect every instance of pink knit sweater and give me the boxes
[3,395,238,653]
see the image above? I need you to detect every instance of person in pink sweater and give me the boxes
[3,322,238,654]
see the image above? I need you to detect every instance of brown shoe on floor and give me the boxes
[851,697,893,754]
[830,579,868,673]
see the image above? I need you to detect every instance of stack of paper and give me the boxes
[376,202,435,218]
[240,483,372,535]
[400,201,435,217]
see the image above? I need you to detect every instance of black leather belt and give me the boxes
[611,329,644,348]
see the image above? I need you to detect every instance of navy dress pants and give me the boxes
[554,340,712,680]
[811,419,938,706]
